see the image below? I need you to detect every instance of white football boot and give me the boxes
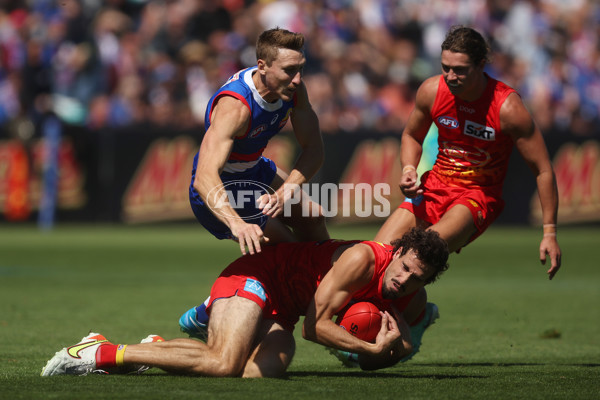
[41,332,110,376]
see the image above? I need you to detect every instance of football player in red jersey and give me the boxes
[376,26,561,278]
[41,228,448,377]
[330,25,562,369]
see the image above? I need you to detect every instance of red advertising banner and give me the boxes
[1,124,598,226]
[530,140,600,224]
[0,138,85,219]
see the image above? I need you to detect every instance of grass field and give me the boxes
[0,223,598,400]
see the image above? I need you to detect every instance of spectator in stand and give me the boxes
[0,0,597,136]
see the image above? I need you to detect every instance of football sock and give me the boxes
[195,300,210,325]
[115,345,128,366]
[96,344,125,368]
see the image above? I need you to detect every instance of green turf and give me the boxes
[0,223,598,399]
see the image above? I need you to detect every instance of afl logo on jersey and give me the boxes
[438,116,459,129]
[249,124,267,138]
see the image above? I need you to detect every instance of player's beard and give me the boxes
[381,284,398,299]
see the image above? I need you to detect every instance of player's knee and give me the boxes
[243,359,289,378]
[190,345,248,377]
[201,358,245,377]
[244,350,295,378]
[243,331,295,378]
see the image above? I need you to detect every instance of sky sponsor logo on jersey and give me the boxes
[464,120,496,141]
[438,116,459,129]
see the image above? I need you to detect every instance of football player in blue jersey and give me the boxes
[189,28,329,256]
[182,28,330,339]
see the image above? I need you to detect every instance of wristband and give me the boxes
[402,165,416,174]
[542,223,557,235]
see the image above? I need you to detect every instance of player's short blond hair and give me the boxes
[256,28,305,66]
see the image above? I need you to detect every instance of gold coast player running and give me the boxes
[377,25,561,274]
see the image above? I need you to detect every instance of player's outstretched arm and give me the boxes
[195,96,268,255]
[399,77,437,198]
[502,93,562,278]
[289,82,325,183]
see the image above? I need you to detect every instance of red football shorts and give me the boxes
[207,248,422,332]
[399,171,505,244]
[206,253,299,332]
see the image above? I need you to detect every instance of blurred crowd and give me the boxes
[0,0,599,137]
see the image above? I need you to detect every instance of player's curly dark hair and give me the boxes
[390,228,449,284]
[441,25,490,66]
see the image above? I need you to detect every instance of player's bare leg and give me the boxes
[270,171,329,242]
[263,218,297,243]
[375,204,476,252]
[278,197,329,241]
[430,204,477,253]
[374,207,428,244]
[126,297,263,376]
[242,319,295,378]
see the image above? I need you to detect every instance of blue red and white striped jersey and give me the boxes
[203,66,296,173]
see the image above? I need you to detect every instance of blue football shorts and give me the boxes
[189,157,278,239]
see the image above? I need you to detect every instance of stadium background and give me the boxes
[0,0,598,226]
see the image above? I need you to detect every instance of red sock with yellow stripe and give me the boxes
[96,344,127,368]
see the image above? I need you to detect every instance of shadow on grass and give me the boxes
[418,362,600,368]
[137,371,485,380]
[285,362,600,380]
[136,362,600,380]
[287,371,485,379]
